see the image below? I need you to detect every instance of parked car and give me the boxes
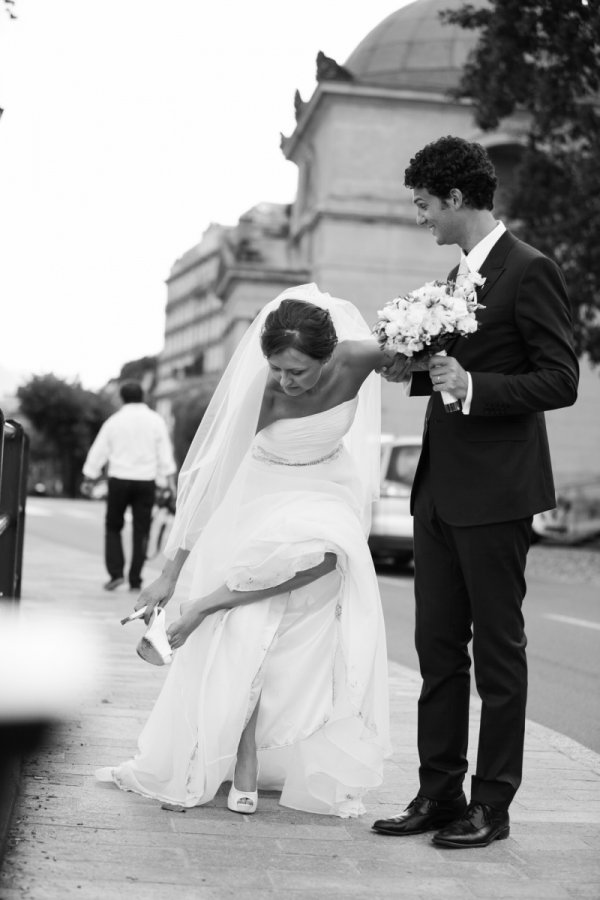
[532,478,600,545]
[368,435,422,568]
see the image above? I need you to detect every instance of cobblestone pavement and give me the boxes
[1,535,599,899]
[526,541,600,586]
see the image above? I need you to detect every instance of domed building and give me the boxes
[156,0,598,479]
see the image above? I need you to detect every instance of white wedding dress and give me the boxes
[100,396,391,817]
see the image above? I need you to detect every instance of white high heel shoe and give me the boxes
[227,765,259,815]
[136,607,173,666]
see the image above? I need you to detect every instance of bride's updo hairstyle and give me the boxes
[260,299,338,362]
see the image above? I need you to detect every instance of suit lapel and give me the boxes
[476,230,516,303]
[443,231,516,356]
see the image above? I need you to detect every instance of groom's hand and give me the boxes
[428,354,469,401]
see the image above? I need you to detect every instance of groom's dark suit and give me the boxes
[409,230,578,809]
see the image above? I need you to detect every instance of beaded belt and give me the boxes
[251,443,342,467]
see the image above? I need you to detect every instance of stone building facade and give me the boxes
[155,0,599,481]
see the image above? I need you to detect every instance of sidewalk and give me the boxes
[1,533,599,900]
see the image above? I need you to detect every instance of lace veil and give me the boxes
[164,283,381,559]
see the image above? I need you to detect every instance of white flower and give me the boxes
[455,316,478,334]
[468,271,486,288]
[422,308,444,336]
[373,275,484,358]
[404,304,427,328]
[451,297,469,319]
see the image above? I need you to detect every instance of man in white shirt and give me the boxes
[372,136,578,848]
[82,381,177,592]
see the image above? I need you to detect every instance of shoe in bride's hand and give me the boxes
[136,607,173,666]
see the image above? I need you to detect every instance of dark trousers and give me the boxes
[412,462,532,810]
[105,478,155,588]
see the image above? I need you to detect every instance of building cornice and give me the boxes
[281,81,473,160]
[165,245,222,285]
[291,204,417,241]
[216,266,311,299]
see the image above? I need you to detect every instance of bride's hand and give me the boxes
[378,354,413,382]
[135,573,177,624]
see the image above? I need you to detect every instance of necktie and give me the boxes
[456,254,470,288]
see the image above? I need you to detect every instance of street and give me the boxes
[24,496,600,754]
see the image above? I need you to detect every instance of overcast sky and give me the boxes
[0,0,413,391]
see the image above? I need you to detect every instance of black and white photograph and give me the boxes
[1,0,599,897]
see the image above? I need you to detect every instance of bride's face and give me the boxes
[266,347,325,397]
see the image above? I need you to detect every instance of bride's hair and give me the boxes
[260,299,338,361]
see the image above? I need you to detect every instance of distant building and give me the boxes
[155,205,309,426]
[155,0,599,480]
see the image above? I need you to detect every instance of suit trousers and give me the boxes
[412,459,532,810]
[105,478,155,588]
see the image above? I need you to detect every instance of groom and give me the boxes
[373,136,579,847]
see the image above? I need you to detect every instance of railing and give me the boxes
[0,409,29,601]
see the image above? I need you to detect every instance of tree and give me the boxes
[118,355,158,406]
[171,391,210,469]
[119,355,157,384]
[16,375,115,497]
[441,0,600,363]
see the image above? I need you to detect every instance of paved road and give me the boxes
[24,497,600,753]
[377,564,600,755]
[4,530,600,900]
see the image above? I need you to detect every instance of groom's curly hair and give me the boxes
[261,299,338,361]
[404,136,497,210]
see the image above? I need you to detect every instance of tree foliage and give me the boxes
[17,374,115,496]
[441,0,600,363]
[171,390,209,469]
[119,355,157,384]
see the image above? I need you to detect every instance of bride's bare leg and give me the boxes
[233,698,260,791]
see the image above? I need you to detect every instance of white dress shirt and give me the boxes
[83,403,176,483]
[460,221,506,414]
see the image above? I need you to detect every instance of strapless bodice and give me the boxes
[252,398,358,467]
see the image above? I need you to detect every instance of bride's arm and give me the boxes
[167,553,338,648]
[134,548,190,622]
[342,338,413,383]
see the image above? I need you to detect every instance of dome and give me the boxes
[345,0,488,93]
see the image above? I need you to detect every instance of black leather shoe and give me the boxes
[372,793,467,836]
[104,577,124,591]
[432,801,510,848]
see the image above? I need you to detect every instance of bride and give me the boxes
[97,283,393,818]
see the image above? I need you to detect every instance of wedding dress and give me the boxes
[98,285,391,818]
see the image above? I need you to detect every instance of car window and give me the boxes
[384,445,420,486]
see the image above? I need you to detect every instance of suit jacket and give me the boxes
[410,230,579,526]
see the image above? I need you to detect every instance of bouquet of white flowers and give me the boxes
[373,271,485,412]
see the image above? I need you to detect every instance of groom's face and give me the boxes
[412,187,460,247]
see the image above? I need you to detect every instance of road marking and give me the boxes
[544,613,600,632]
